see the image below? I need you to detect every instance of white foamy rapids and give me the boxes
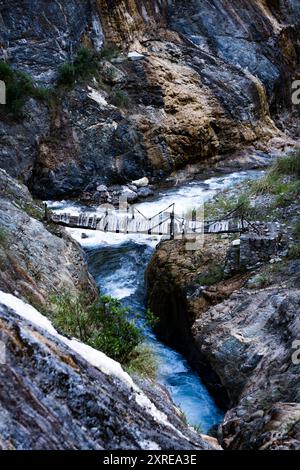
[134,171,260,217]
[66,227,161,249]
[47,170,262,249]
[0,291,189,443]
[99,266,137,300]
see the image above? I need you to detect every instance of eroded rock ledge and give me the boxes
[0,169,97,307]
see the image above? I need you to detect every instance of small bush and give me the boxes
[74,47,98,77]
[34,86,50,101]
[197,263,224,286]
[273,151,300,177]
[0,228,8,245]
[144,309,159,329]
[57,47,99,86]
[251,173,288,195]
[6,72,35,116]
[0,61,48,116]
[57,63,76,85]
[110,89,131,108]
[50,293,143,364]
[125,344,157,380]
[100,43,120,60]
[21,202,44,221]
[0,61,14,82]
[252,152,300,196]
[249,272,273,289]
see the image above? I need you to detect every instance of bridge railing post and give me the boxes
[170,204,175,240]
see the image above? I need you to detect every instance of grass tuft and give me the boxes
[110,89,131,108]
[125,344,157,380]
[197,262,224,286]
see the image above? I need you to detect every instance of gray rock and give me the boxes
[137,187,154,199]
[128,51,145,61]
[96,185,108,193]
[0,301,211,450]
[0,169,97,304]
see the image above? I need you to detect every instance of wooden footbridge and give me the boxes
[46,203,255,239]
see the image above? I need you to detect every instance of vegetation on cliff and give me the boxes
[57,47,99,86]
[50,292,142,364]
[0,61,49,117]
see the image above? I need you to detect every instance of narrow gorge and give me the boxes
[0,0,299,454]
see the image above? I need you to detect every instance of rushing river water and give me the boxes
[49,170,263,433]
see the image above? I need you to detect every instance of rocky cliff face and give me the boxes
[0,293,212,450]
[195,278,300,450]
[0,169,97,307]
[147,236,300,449]
[1,1,299,198]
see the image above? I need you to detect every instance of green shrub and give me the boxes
[57,47,99,86]
[57,63,76,85]
[50,293,143,364]
[74,47,98,77]
[110,89,131,108]
[251,173,288,195]
[272,151,300,177]
[249,272,273,289]
[252,152,300,196]
[0,61,14,82]
[21,202,44,221]
[144,309,159,328]
[0,228,8,245]
[34,86,50,102]
[0,61,49,116]
[6,71,35,116]
[100,43,120,60]
[197,263,224,286]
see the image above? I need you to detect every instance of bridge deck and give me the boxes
[49,209,249,237]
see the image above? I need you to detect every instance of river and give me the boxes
[49,169,263,433]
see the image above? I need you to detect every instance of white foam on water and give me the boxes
[66,227,160,249]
